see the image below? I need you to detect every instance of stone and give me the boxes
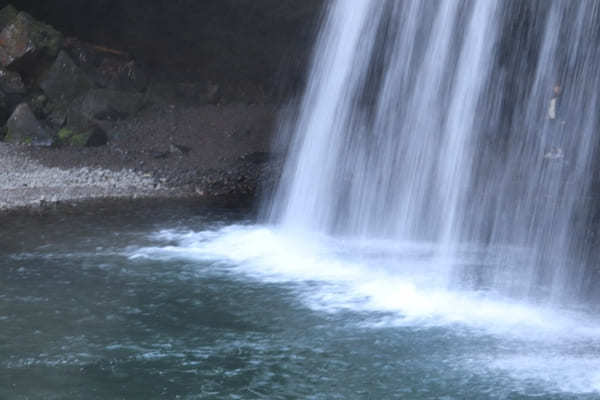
[47,106,67,128]
[62,38,148,92]
[0,12,63,67]
[96,58,148,92]
[5,102,52,145]
[56,125,108,147]
[0,5,17,31]
[169,142,191,155]
[28,93,48,116]
[0,68,25,94]
[78,89,144,120]
[39,50,93,104]
[0,90,9,123]
[65,89,144,135]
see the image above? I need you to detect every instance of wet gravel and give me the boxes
[1,102,279,211]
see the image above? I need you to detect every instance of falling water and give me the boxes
[105,3,600,394]
[269,0,600,304]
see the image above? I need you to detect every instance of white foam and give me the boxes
[491,354,600,395]
[131,225,600,341]
[130,225,600,395]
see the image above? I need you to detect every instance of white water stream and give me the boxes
[137,0,600,395]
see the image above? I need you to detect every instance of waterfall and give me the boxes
[269,0,600,304]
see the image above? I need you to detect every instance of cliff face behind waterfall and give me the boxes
[4,0,325,95]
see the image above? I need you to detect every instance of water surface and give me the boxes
[1,203,599,399]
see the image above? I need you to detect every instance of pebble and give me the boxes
[0,143,159,210]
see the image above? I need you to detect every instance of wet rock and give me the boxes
[0,5,17,31]
[28,92,48,117]
[169,142,191,155]
[0,67,25,118]
[150,149,169,159]
[0,12,62,67]
[56,125,108,147]
[47,106,67,128]
[96,58,148,92]
[39,50,93,104]
[0,67,25,94]
[77,89,144,120]
[0,90,9,122]
[64,38,148,92]
[5,103,52,145]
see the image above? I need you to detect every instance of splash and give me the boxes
[269,0,600,303]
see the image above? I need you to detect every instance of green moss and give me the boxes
[69,131,90,146]
[19,12,63,58]
[57,128,73,141]
[3,129,26,144]
[56,127,92,147]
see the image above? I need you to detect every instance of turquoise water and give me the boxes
[1,203,599,399]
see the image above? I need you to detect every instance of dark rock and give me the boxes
[0,5,17,31]
[78,89,144,120]
[39,50,93,104]
[63,38,148,92]
[96,57,148,92]
[0,90,9,122]
[0,67,25,94]
[5,102,51,145]
[47,106,66,128]
[27,92,48,116]
[0,79,25,121]
[150,150,169,159]
[56,125,107,147]
[64,89,144,136]
[169,142,191,155]
[0,11,62,67]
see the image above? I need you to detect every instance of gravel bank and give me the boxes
[0,142,167,211]
[0,103,278,213]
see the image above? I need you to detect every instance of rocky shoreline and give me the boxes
[0,4,286,213]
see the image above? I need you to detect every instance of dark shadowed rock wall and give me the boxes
[3,0,324,98]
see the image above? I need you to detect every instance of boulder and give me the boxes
[28,92,48,116]
[0,69,26,122]
[0,11,62,67]
[63,38,148,92]
[0,5,17,32]
[95,57,148,92]
[56,125,107,147]
[0,90,9,123]
[5,103,51,145]
[0,67,25,94]
[39,50,93,104]
[64,89,144,139]
[77,89,144,120]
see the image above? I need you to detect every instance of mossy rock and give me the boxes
[0,11,63,67]
[5,102,52,146]
[56,126,107,147]
[0,5,17,32]
[79,89,144,120]
[40,50,93,104]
